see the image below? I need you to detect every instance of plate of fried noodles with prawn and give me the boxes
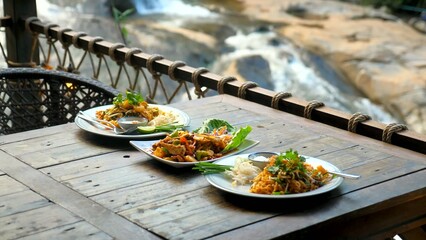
[130,119,259,168]
[196,149,344,198]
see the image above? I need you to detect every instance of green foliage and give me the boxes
[111,5,135,45]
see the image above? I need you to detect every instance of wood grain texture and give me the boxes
[0,205,82,239]
[17,221,114,240]
[0,151,160,240]
[0,94,424,239]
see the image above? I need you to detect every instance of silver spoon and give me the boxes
[77,111,143,135]
[247,152,361,179]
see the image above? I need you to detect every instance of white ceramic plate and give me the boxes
[75,104,190,139]
[130,139,259,168]
[205,154,344,198]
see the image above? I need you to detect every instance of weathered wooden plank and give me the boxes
[119,187,272,240]
[177,101,240,119]
[0,190,51,218]
[0,175,28,196]
[221,95,425,160]
[0,205,82,239]
[321,196,426,240]
[0,123,77,145]
[0,151,160,240]
[40,150,144,181]
[91,170,210,212]
[61,161,163,196]
[17,221,113,240]
[17,142,125,169]
[114,150,424,239]
[208,170,426,240]
[0,125,82,154]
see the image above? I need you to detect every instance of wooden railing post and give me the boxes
[4,0,39,66]
[2,0,42,130]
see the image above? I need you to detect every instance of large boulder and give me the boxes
[239,0,426,134]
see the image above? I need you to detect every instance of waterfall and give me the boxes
[132,0,213,17]
[212,31,397,123]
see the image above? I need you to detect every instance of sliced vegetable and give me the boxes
[137,123,184,134]
[138,125,156,133]
[222,125,252,153]
[192,162,232,174]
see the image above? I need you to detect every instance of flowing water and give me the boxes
[36,0,397,123]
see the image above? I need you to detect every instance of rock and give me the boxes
[236,55,274,90]
[240,0,426,134]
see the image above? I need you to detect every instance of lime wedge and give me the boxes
[137,125,156,133]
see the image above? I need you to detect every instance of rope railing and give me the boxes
[1,18,424,153]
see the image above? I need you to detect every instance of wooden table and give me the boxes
[1,95,425,240]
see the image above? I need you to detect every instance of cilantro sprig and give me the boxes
[267,149,306,175]
[113,91,144,106]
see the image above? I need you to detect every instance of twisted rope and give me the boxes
[382,123,408,143]
[347,112,371,133]
[237,81,258,99]
[303,100,324,119]
[145,54,166,101]
[43,23,58,38]
[71,32,88,49]
[146,54,164,77]
[57,28,72,46]
[191,67,209,98]
[108,43,125,63]
[25,17,40,34]
[271,91,292,109]
[168,61,192,101]
[168,61,186,80]
[87,36,104,54]
[125,48,142,66]
[217,76,237,94]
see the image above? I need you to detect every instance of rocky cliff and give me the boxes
[237,0,426,134]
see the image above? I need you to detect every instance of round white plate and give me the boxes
[205,153,344,198]
[130,139,259,168]
[75,104,190,139]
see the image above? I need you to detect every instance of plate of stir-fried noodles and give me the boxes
[204,151,344,198]
[75,92,190,139]
[75,104,190,139]
[130,130,258,168]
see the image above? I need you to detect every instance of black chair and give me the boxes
[0,67,120,135]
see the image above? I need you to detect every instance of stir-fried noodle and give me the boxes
[250,150,332,195]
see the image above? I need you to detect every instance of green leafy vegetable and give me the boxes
[193,118,235,133]
[192,162,232,174]
[193,119,252,153]
[222,125,252,153]
[113,91,144,106]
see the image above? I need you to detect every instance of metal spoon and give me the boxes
[77,111,138,135]
[77,111,115,130]
[247,151,360,179]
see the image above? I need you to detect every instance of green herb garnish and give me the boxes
[113,91,144,106]
[192,162,232,174]
[268,149,306,175]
